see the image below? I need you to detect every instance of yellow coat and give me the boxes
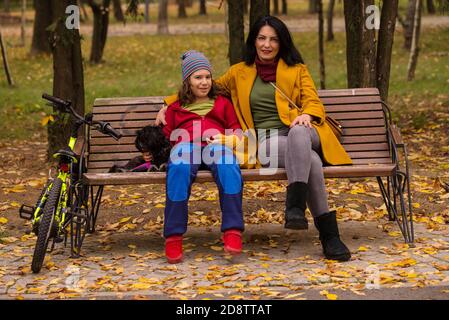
[165,59,352,167]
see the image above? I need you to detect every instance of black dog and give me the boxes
[110,125,171,173]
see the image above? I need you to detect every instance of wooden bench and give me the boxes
[79,88,414,252]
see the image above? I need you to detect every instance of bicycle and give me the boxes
[19,93,122,273]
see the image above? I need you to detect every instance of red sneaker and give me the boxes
[165,235,183,264]
[223,229,242,255]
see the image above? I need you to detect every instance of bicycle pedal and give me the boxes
[19,204,34,220]
[72,207,87,223]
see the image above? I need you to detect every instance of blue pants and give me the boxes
[164,143,244,238]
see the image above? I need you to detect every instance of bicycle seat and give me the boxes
[53,148,78,163]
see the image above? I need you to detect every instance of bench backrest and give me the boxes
[87,88,389,173]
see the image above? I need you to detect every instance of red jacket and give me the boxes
[163,95,242,146]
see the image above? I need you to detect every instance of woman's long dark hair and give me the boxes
[244,15,304,66]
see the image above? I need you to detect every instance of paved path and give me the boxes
[1,220,448,300]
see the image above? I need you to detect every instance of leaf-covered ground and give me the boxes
[0,108,448,300]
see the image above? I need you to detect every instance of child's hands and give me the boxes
[207,134,240,150]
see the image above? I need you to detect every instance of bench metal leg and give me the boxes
[88,186,104,234]
[377,170,414,246]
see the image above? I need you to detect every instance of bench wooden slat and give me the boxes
[327,111,383,120]
[90,135,389,146]
[94,96,166,106]
[347,150,390,159]
[343,127,386,135]
[342,143,388,151]
[351,158,392,164]
[320,95,381,105]
[93,112,159,121]
[89,125,388,138]
[90,152,141,161]
[90,142,389,154]
[325,103,383,112]
[83,163,395,185]
[91,128,147,137]
[90,136,138,145]
[317,88,380,97]
[340,135,387,144]
[87,157,394,171]
[93,104,163,114]
[339,119,385,128]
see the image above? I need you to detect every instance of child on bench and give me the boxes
[161,50,244,264]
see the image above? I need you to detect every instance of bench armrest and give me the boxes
[389,124,404,147]
[74,136,85,156]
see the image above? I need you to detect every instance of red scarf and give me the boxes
[255,56,279,82]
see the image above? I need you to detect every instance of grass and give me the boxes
[0,18,448,140]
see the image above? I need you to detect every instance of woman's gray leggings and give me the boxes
[258,125,329,218]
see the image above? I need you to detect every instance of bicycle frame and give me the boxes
[30,136,78,241]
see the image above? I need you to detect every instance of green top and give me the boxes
[183,100,215,116]
[250,76,286,130]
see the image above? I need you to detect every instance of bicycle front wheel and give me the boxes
[31,178,63,273]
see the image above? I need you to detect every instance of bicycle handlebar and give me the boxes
[42,93,71,109]
[98,122,122,141]
[42,93,122,141]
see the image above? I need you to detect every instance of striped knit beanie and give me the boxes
[181,50,212,81]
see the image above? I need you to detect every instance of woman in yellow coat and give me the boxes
[158,16,352,261]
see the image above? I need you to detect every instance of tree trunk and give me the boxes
[48,0,85,159]
[318,0,325,89]
[112,0,125,22]
[404,0,416,51]
[88,0,111,64]
[343,0,376,88]
[0,31,14,86]
[309,0,319,14]
[250,0,269,29]
[327,0,335,41]
[282,0,287,15]
[199,0,207,15]
[273,0,279,15]
[243,0,249,14]
[376,0,398,101]
[407,0,422,81]
[426,0,436,13]
[144,0,150,23]
[31,0,53,55]
[79,0,89,22]
[20,0,26,46]
[4,0,10,13]
[178,0,187,18]
[228,0,245,65]
[158,0,169,35]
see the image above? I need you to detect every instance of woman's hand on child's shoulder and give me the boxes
[155,106,168,126]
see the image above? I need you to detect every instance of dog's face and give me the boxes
[135,126,171,166]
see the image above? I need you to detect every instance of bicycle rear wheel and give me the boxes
[31,178,63,273]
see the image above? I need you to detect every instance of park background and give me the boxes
[0,0,449,300]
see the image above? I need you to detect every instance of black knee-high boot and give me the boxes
[314,211,351,261]
[284,181,308,230]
